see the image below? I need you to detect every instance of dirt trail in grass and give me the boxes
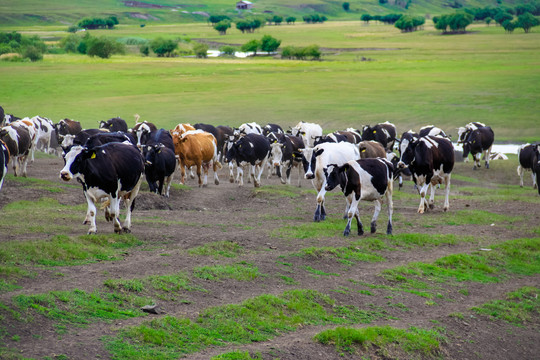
[0,155,539,359]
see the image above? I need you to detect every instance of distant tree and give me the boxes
[379,0,388,4]
[150,37,177,57]
[494,11,513,25]
[281,44,321,60]
[303,14,327,23]
[361,14,372,23]
[214,20,231,35]
[342,2,350,11]
[78,17,118,30]
[61,34,81,53]
[517,12,539,32]
[448,12,473,32]
[208,15,230,25]
[219,45,236,55]
[67,25,79,33]
[22,46,42,61]
[286,16,296,24]
[485,17,493,26]
[272,15,283,25]
[86,36,124,58]
[235,17,264,33]
[260,35,281,52]
[502,19,517,32]
[193,42,208,58]
[304,44,321,60]
[394,15,425,32]
[241,39,260,55]
[381,14,402,24]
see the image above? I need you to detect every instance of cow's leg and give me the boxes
[518,165,524,187]
[485,147,492,169]
[398,175,403,190]
[189,166,196,179]
[297,164,303,187]
[197,164,204,187]
[386,191,394,235]
[255,157,268,187]
[83,192,100,234]
[371,200,382,233]
[355,208,364,236]
[20,155,29,177]
[122,177,143,232]
[473,153,481,170]
[533,172,538,189]
[345,195,361,236]
[428,182,436,209]
[202,162,209,187]
[315,182,327,221]
[180,162,186,185]
[164,173,173,198]
[157,178,164,196]
[12,156,19,177]
[418,183,430,214]
[109,195,122,233]
[228,161,235,183]
[443,174,451,212]
[237,165,244,186]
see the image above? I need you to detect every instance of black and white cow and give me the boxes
[269,134,304,186]
[419,125,449,138]
[361,121,397,151]
[0,140,9,191]
[29,116,55,162]
[290,121,323,148]
[263,123,284,136]
[54,118,82,144]
[517,143,540,190]
[457,122,486,144]
[301,142,360,222]
[236,122,263,136]
[0,123,32,177]
[132,121,158,148]
[225,133,270,187]
[142,143,176,197]
[99,117,128,133]
[61,128,110,150]
[60,143,145,234]
[216,125,233,162]
[139,128,175,153]
[325,158,394,236]
[313,132,349,146]
[84,131,136,148]
[398,135,454,213]
[462,126,494,169]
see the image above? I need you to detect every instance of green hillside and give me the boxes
[0,0,525,26]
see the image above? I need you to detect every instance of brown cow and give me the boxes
[172,130,222,187]
[0,122,32,177]
[359,140,386,159]
[170,123,196,137]
[54,118,82,143]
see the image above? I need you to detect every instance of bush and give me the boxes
[22,46,43,61]
[219,45,236,56]
[86,37,124,59]
[395,15,425,32]
[0,44,13,55]
[78,16,119,30]
[286,16,296,24]
[140,44,150,56]
[193,42,209,58]
[260,35,281,53]
[214,20,232,35]
[281,44,321,60]
[150,37,177,57]
[67,25,79,33]
[61,34,81,53]
[240,39,260,54]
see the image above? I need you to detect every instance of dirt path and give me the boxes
[0,155,539,359]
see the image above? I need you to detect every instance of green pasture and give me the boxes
[1,21,539,141]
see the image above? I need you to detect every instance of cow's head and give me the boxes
[324,163,348,192]
[60,145,94,181]
[143,143,164,167]
[302,147,323,179]
[270,142,284,167]
[398,138,418,168]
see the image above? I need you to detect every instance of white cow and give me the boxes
[301,142,360,222]
[291,121,323,148]
[30,116,54,161]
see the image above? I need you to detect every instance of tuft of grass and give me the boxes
[104,272,204,295]
[13,288,153,326]
[314,325,444,357]
[0,233,142,267]
[290,246,384,264]
[471,286,540,326]
[188,241,243,258]
[193,262,263,282]
[278,275,298,285]
[271,217,347,239]
[303,266,340,277]
[386,233,475,249]
[211,350,262,360]
[105,289,391,359]
[253,185,301,198]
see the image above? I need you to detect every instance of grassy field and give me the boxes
[1,21,539,142]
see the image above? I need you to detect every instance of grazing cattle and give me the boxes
[517,143,540,190]
[345,128,363,142]
[359,140,386,159]
[99,117,128,133]
[226,133,270,187]
[84,132,136,148]
[236,122,263,136]
[418,125,449,138]
[325,158,394,236]
[0,123,32,177]
[30,116,54,162]
[54,119,82,143]
[361,122,397,151]
[171,123,196,137]
[462,126,494,169]
[0,140,9,191]
[290,121,323,148]
[132,121,157,147]
[301,142,360,222]
[139,128,175,153]
[61,128,109,149]
[2,111,21,127]
[263,123,284,136]
[269,134,304,186]
[173,130,221,187]
[457,122,486,144]
[398,136,455,213]
[387,151,412,189]
[313,132,349,146]
[60,143,145,234]
[142,143,176,197]
[335,130,362,144]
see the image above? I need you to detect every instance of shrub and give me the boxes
[140,44,150,56]
[67,25,79,33]
[260,35,281,53]
[281,45,321,60]
[150,37,177,57]
[214,20,232,35]
[193,42,209,58]
[395,15,425,32]
[0,44,12,55]
[286,16,296,24]
[22,46,43,61]
[219,45,236,56]
[240,39,260,54]
[61,34,81,53]
[86,37,124,59]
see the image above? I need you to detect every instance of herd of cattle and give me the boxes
[1,105,539,236]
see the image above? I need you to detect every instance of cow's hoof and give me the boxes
[358,229,364,236]
[87,230,97,235]
[202,184,207,188]
[443,206,449,212]
[370,222,376,234]
[122,227,131,233]
[429,203,435,210]
[473,166,477,171]
[215,179,219,185]
[343,230,350,236]
[229,178,234,183]
[114,228,123,234]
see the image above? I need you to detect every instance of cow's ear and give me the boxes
[314,148,324,157]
